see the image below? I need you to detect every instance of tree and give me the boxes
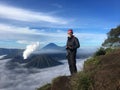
[102,25,120,47]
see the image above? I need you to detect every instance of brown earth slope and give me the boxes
[90,49,120,90]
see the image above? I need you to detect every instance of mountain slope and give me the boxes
[94,52,120,90]
[0,48,23,59]
[25,54,62,68]
[6,54,62,69]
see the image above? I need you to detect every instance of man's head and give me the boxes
[68,29,73,38]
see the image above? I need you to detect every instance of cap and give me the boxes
[68,29,73,34]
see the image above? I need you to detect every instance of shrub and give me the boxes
[95,48,106,56]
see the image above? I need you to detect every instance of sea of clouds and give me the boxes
[0,55,86,90]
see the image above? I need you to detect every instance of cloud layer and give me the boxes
[0,58,85,90]
[0,5,67,24]
[0,23,106,48]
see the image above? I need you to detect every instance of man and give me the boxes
[66,29,80,75]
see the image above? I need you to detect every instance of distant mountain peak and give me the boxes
[41,43,65,51]
[47,43,58,47]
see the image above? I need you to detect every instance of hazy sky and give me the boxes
[0,0,119,48]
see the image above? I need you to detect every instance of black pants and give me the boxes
[67,50,77,75]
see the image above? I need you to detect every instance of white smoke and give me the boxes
[23,42,40,59]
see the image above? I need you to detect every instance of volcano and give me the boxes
[41,43,65,51]
[6,54,63,69]
[25,54,62,68]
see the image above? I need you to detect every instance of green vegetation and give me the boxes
[70,72,92,90]
[51,76,64,84]
[37,84,51,90]
[108,25,120,37]
[94,48,106,56]
[102,25,120,47]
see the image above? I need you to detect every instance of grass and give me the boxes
[70,71,92,90]
[37,84,51,90]
[51,76,63,84]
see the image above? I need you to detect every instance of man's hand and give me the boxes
[66,46,73,50]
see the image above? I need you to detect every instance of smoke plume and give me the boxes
[23,42,40,59]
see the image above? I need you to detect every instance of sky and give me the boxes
[0,0,120,49]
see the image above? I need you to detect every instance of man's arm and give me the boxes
[73,37,80,49]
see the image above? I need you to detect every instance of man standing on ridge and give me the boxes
[66,29,80,75]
